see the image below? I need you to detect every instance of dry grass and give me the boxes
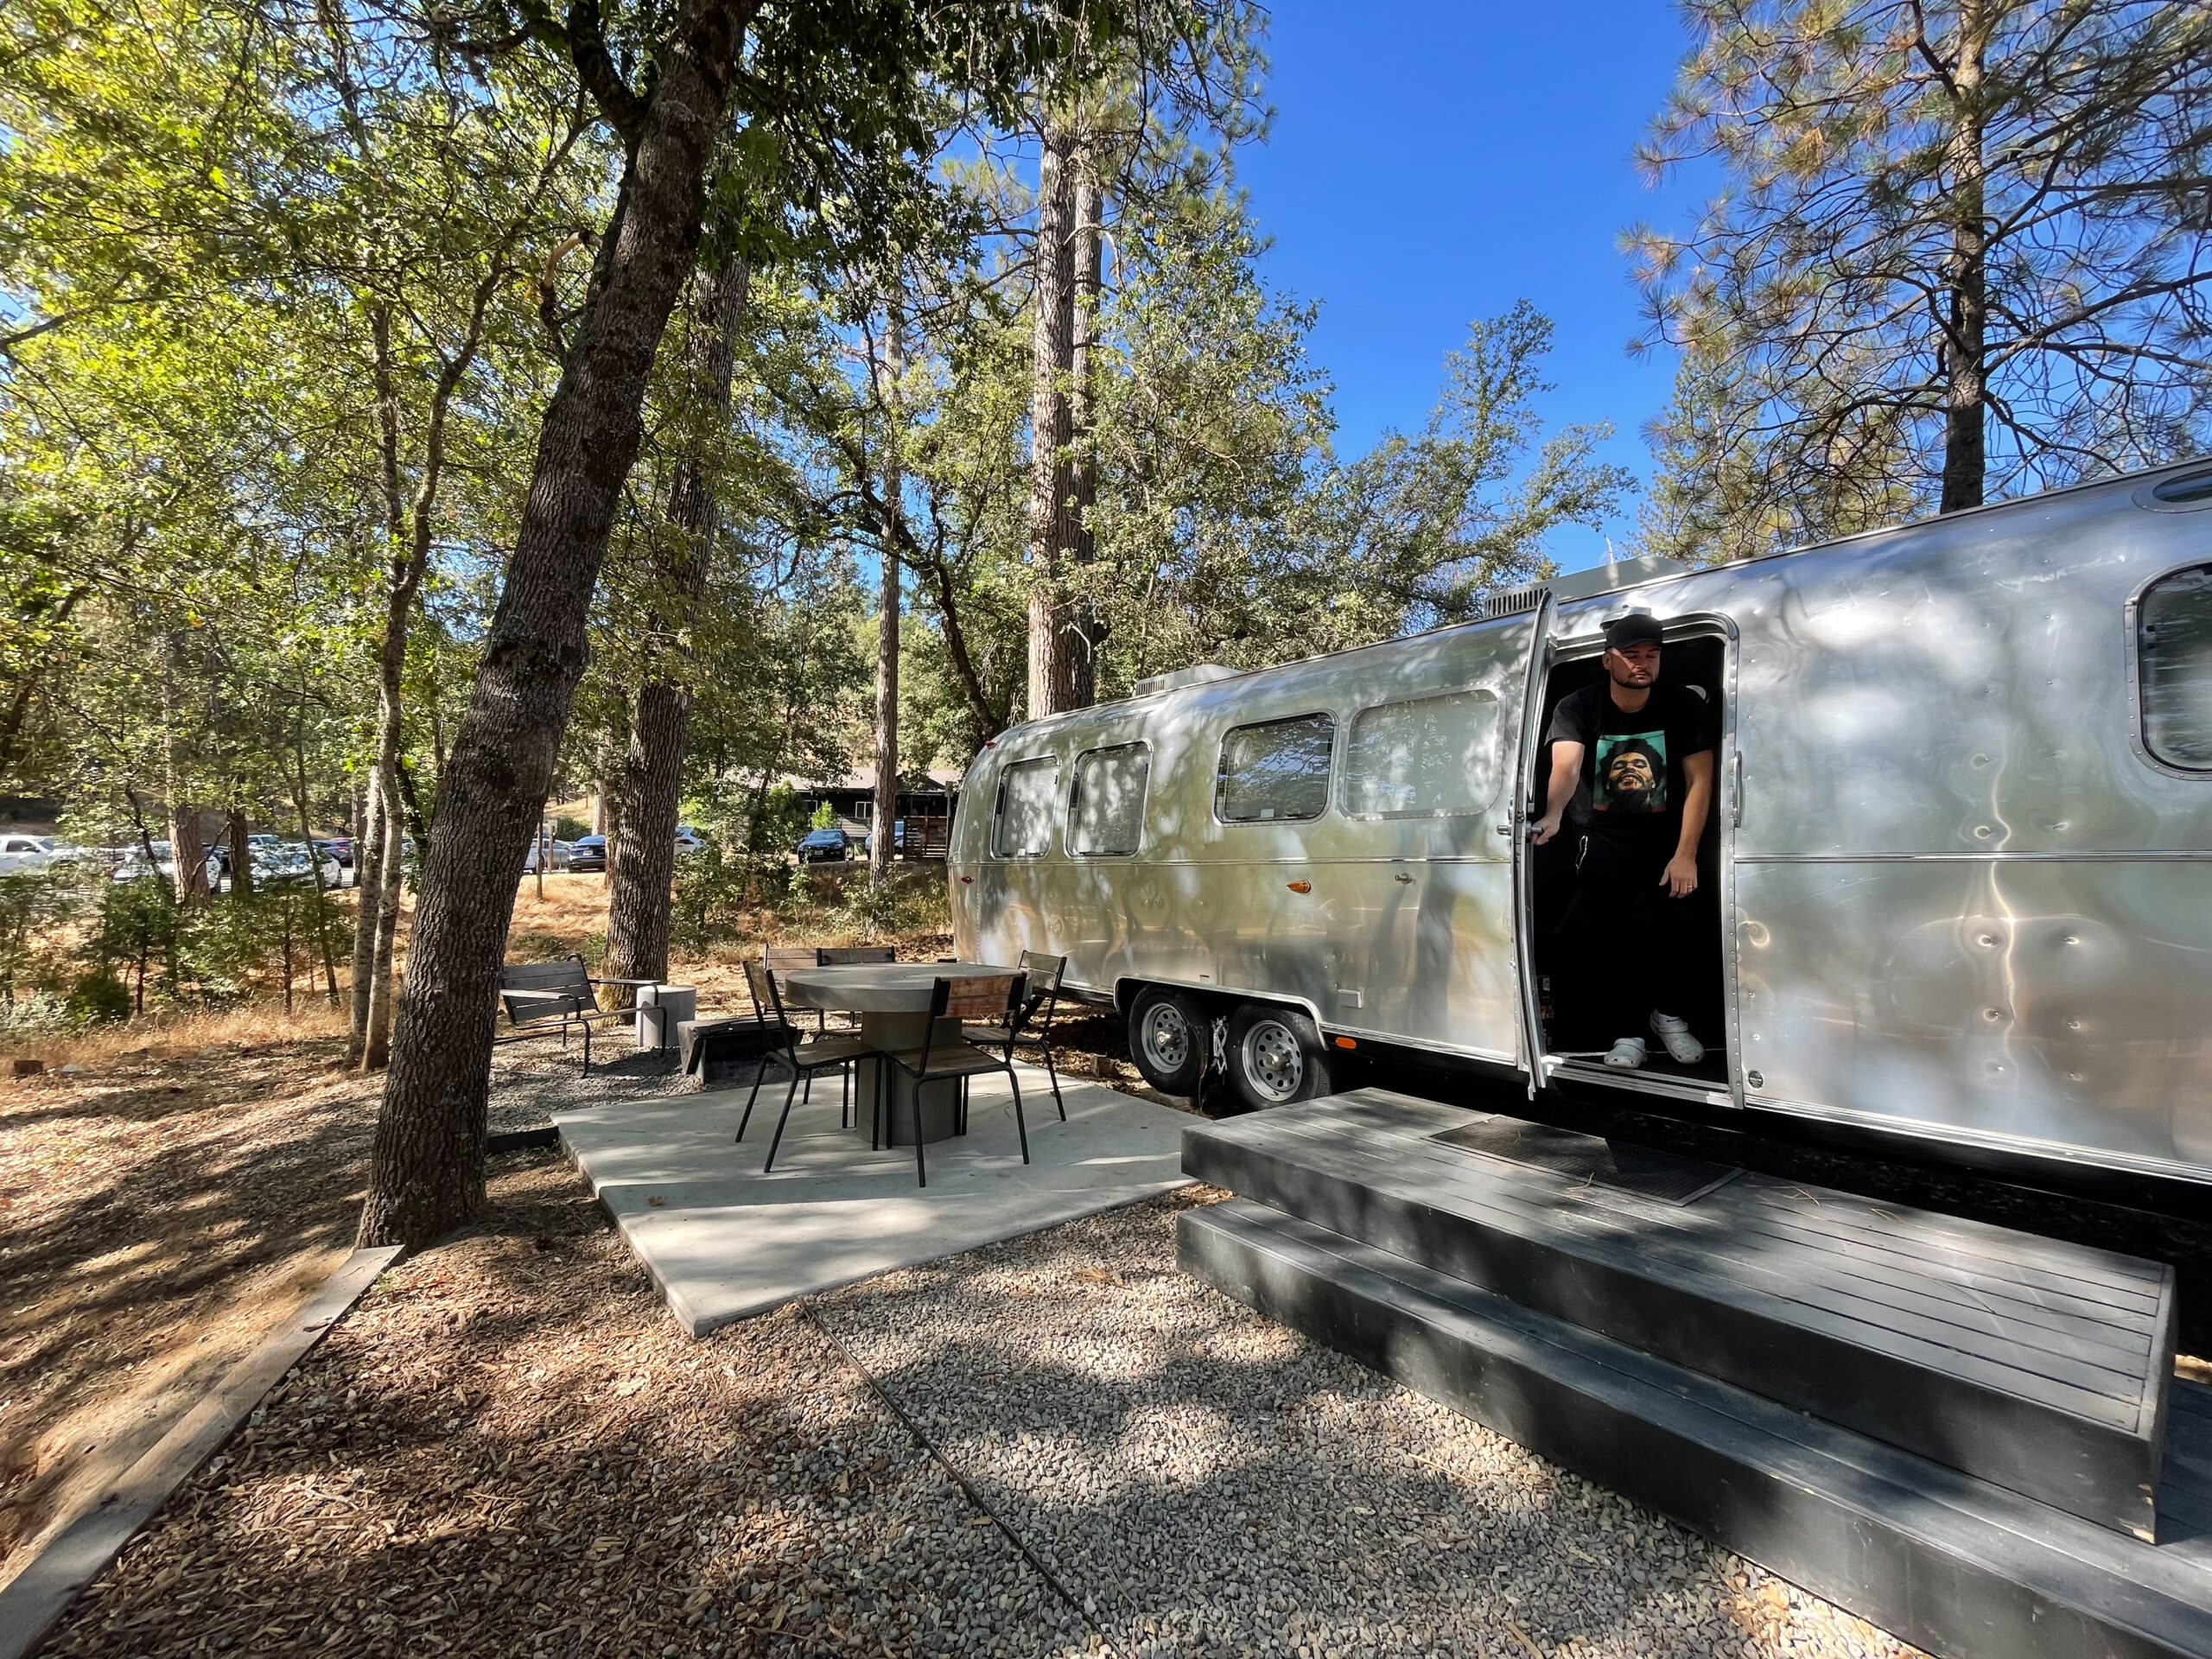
[1,1000,351,1073]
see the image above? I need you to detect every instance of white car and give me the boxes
[0,834,58,874]
[523,836,575,873]
[674,824,706,855]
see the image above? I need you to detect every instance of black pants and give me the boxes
[1560,830,1694,1045]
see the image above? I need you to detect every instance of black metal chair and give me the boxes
[963,950,1068,1119]
[744,960,868,1162]
[871,974,1029,1188]
[764,945,830,1036]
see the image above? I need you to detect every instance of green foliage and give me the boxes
[1629,0,2212,548]
[809,800,841,831]
[668,852,792,956]
[554,816,592,842]
[0,866,86,1005]
[63,970,130,1027]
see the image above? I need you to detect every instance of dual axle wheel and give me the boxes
[1126,985,1334,1113]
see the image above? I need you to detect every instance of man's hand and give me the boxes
[1531,813,1564,846]
[1660,850,1698,898]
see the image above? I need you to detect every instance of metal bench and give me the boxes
[496,955,652,1074]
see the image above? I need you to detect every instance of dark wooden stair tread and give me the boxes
[1183,1089,2176,1539]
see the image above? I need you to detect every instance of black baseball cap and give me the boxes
[1603,613,1665,650]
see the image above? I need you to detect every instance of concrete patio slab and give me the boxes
[551,1063,1196,1334]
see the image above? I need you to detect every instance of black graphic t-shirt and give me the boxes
[1546,681,1719,845]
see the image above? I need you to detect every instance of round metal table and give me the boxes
[779,962,1010,1145]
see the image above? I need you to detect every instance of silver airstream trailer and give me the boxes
[948,461,2212,1187]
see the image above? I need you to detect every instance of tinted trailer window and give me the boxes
[1070,743,1151,855]
[1344,688,1503,817]
[1217,714,1335,823]
[2139,563,2212,771]
[993,757,1062,857]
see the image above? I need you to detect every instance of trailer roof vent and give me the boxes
[1484,584,1548,620]
[1132,663,1241,697]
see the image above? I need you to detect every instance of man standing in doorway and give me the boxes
[1531,613,1718,1069]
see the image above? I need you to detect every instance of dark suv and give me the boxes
[569,834,608,872]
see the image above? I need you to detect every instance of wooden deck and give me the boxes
[1180,1196,2212,1659]
[1183,1089,2177,1541]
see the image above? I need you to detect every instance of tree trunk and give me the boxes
[1939,0,1990,515]
[225,808,254,897]
[168,803,209,907]
[1026,120,1079,721]
[871,305,905,887]
[358,0,756,1249]
[1066,138,1103,707]
[348,773,385,1056]
[605,257,747,994]
[157,634,208,908]
[364,804,404,1068]
[294,689,341,1005]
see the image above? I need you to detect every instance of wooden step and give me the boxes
[1179,1198,2212,1659]
[1182,1090,2177,1540]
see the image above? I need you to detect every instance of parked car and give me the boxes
[112,840,225,886]
[253,842,343,886]
[523,836,574,873]
[674,823,706,855]
[0,834,58,874]
[315,836,354,868]
[795,827,851,863]
[569,834,607,873]
[861,820,936,856]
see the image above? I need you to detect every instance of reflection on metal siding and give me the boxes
[950,613,1541,1063]
[949,463,2212,1185]
[1736,859,2212,1169]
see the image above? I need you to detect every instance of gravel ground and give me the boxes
[486,1046,698,1138]
[813,1192,1921,1659]
[39,1151,1923,1659]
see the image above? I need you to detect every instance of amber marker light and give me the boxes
[1333,1036,1357,1050]
[1287,880,1312,893]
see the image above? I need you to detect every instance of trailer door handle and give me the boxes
[1731,752,1744,828]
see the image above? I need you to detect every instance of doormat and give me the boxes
[1429,1117,1741,1206]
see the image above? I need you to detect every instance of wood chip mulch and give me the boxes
[37,1150,1096,1659]
[0,1037,379,1569]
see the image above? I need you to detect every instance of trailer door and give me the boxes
[1327,604,1548,1067]
[1509,595,1554,1087]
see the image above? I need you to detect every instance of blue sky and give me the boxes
[1234,0,1713,572]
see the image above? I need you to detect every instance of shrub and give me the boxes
[65,969,132,1026]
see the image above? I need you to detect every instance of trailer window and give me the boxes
[992,758,1061,857]
[2139,564,2212,771]
[1217,714,1335,823]
[1070,744,1150,855]
[1344,689,1503,817]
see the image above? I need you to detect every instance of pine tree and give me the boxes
[1630,0,2212,544]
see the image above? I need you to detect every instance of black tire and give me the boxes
[1224,1003,1332,1111]
[1127,986,1209,1096]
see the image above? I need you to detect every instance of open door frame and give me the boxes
[1511,609,1748,1110]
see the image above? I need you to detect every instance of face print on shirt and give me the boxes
[1595,733,1667,813]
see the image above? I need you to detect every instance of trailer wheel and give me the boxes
[1225,1004,1332,1110]
[1128,987,1208,1096]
